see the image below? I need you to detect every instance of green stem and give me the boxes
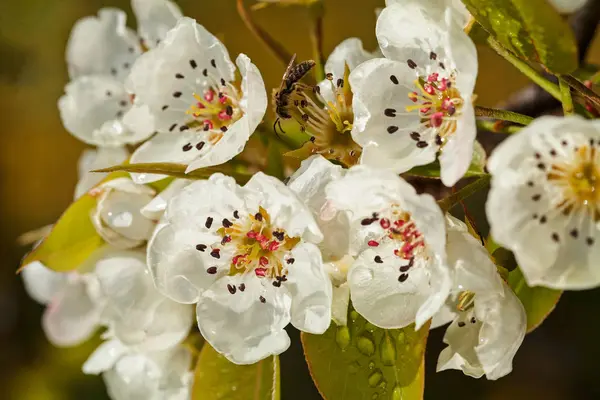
[476,120,522,134]
[308,2,325,82]
[437,175,491,212]
[487,37,561,101]
[236,0,292,66]
[559,77,575,116]
[474,106,534,125]
[563,74,600,109]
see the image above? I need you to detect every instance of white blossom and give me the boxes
[59,1,183,147]
[90,178,157,249]
[84,341,192,400]
[487,116,600,289]
[320,163,450,329]
[21,262,102,347]
[147,172,331,364]
[22,248,193,351]
[436,216,526,380]
[350,0,478,186]
[75,147,129,199]
[126,18,268,183]
[287,155,351,325]
[549,0,587,14]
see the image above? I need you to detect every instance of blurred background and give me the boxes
[1,0,600,398]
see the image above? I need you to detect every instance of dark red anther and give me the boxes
[380,218,391,229]
[368,240,379,247]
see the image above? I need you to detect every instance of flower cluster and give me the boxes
[20,0,600,397]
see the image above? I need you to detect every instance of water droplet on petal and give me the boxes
[368,361,375,370]
[392,386,402,400]
[350,310,359,322]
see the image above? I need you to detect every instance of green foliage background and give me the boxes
[1,0,600,398]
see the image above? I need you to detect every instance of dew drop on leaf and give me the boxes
[368,369,383,387]
[335,326,351,350]
[357,335,375,356]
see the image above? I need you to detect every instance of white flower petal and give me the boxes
[437,282,526,380]
[94,249,193,350]
[285,243,332,334]
[378,1,477,85]
[59,76,151,147]
[125,17,235,133]
[92,178,156,248]
[75,147,129,199]
[43,276,101,347]
[104,347,192,400]
[287,155,349,260]
[148,224,227,304]
[196,275,292,364]
[331,282,350,326]
[549,0,587,13]
[83,339,129,375]
[165,174,248,228]
[487,116,600,289]
[244,172,323,243]
[129,132,206,166]
[185,54,267,173]
[21,262,66,305]
[141,179,190,220]
[439,101,476,186]
[349,58,438,173]
[317,38,377,104]
[131,0,183,48]
[348,243,430,329]
[66,8,141,80]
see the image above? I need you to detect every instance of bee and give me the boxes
[273,54,316,135]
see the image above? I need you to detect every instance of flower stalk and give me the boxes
[438,175,492,212]
[308,1,325,81]
[236,0,292,66]
[559,77,575,116]
[563,74,600,110]
[474,106,534,126]
[476,120,522,134]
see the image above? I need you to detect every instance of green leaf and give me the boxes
[487,237,561,332]
[94,163,252,184]
[462,0,578,74]
[301,308,428,400]
[507,267,562,333]
[192,344,280,400]
[20,188,104,273]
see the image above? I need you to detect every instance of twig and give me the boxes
[559,77,575,115]
[474,106,534,125]
[236,0,292,66]
[563,74,600,109]
[476,120,522,134]
[308,2,325,81]
[437,175,491,212]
